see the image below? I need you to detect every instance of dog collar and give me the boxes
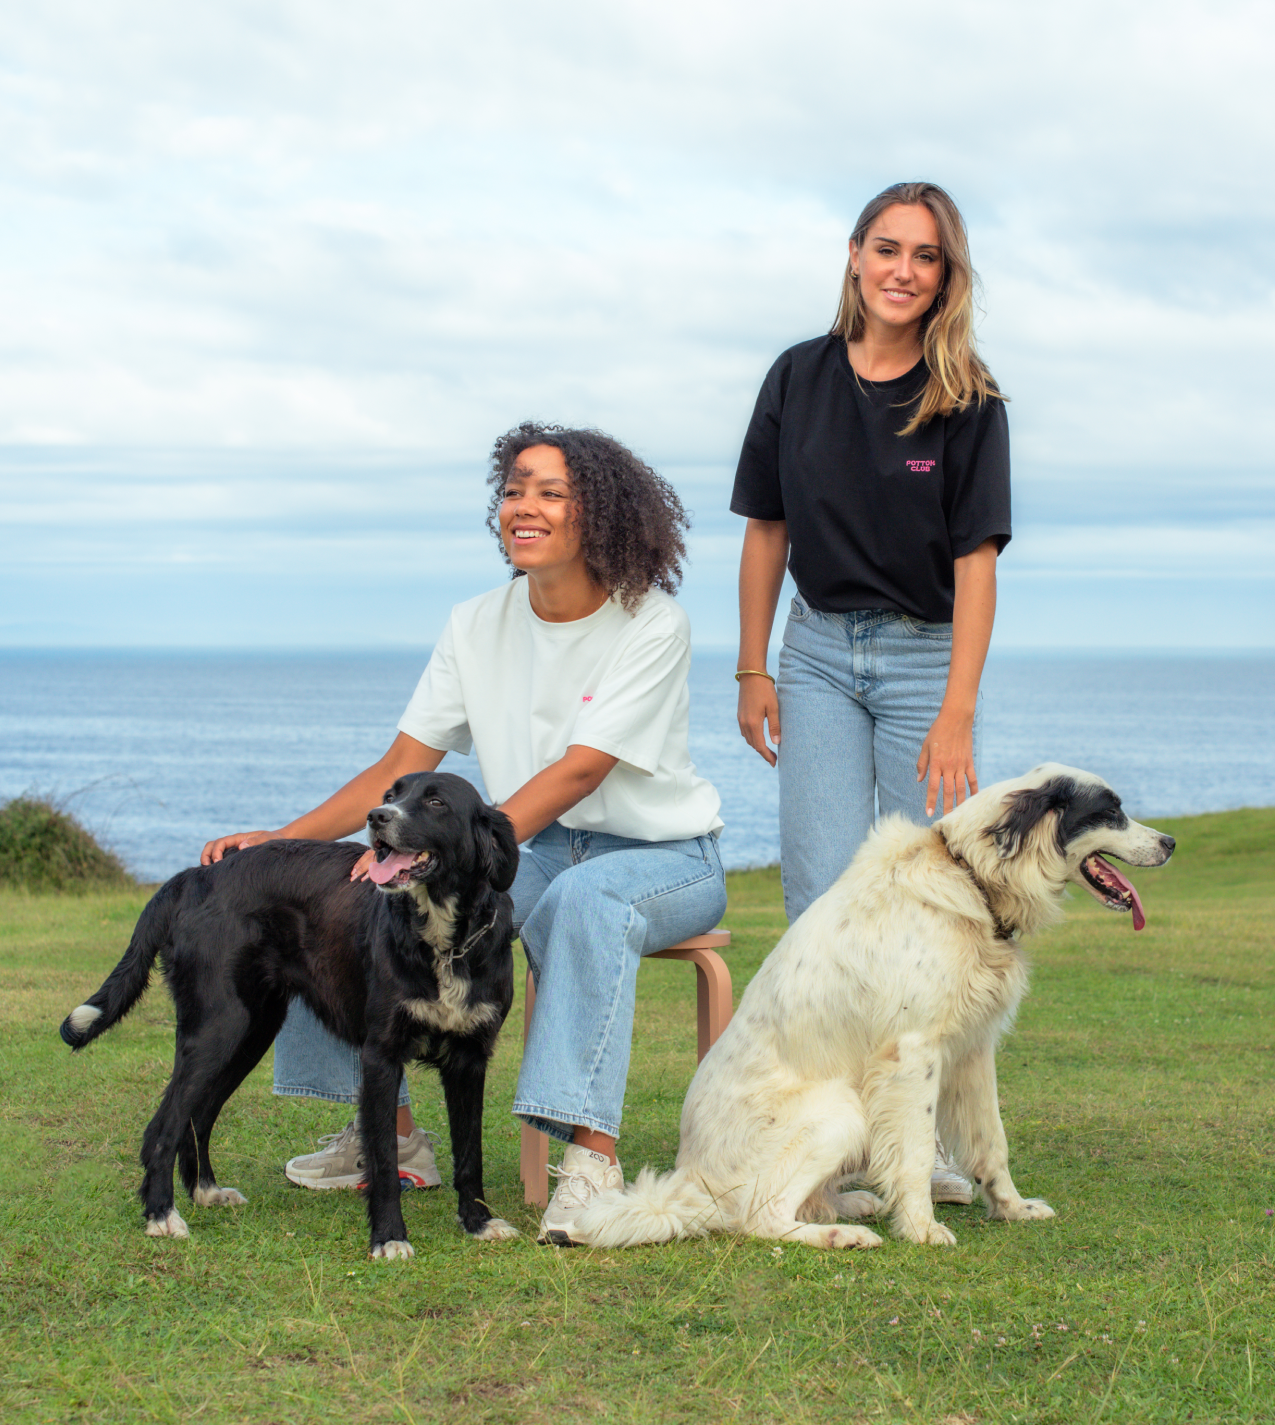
[943,843,1016,941]
[441,906,500,964]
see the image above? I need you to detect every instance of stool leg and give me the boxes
[688,949,733,1062]
[652,948,733,1062]
[519,966,549,1208]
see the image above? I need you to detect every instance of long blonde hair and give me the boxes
[831,181,1004,436]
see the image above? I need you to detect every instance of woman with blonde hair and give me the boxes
[731,181,1011,1203]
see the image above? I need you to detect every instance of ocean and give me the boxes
[1,648,1272,884]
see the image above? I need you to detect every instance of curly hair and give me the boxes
[485,422,689,612]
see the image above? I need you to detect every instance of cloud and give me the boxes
[0,0,1272,646]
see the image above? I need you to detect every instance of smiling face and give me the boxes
[497,444,586,577]
[848,202,944,340]
[364,771,519,898]
[975,764,1176,931]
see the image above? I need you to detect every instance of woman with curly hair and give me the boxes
[203,422,725,1244]
[731,182,1012,1203]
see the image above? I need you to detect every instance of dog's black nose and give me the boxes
[1160,834,1176,854]
[367,806,396,830]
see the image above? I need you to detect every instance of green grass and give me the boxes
[2,808,1273,1423]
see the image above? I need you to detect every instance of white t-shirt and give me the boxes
[397,580,724,844]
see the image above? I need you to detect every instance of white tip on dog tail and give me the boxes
[571,1167,722,1248]
[60,1002,104,1048]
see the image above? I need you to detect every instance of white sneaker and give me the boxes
[284,1119,443,1191]
[537,1144,624,1246]
[931,1136,974,1205]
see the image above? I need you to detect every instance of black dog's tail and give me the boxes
[59,876,186,1050]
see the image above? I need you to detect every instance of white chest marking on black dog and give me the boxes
[402,888,498,1035]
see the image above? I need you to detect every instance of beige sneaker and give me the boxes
[537,1144,624,1245]
[284,1119,443,1191]
[931,1136,974,1205]
[395,1127,445,1190]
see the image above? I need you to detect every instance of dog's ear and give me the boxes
[476,806,520,892]
[990,776,1077,859]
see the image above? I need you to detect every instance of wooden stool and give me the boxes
[518,929,732,1209]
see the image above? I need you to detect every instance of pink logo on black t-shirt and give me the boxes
[906,459,935,473]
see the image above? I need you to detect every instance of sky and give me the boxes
[1,0,1272,652]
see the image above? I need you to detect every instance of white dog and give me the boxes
[573,765,1175,1250]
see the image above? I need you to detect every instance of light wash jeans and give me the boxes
[273,1003,412,1108]
[272,822,727,1145]
[511,822,727,1143]
[776,597,981,924]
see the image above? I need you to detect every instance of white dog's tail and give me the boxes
[572,1166,726,1248]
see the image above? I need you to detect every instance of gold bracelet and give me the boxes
[734,669,775,684]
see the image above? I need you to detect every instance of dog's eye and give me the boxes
[427,798,445,808]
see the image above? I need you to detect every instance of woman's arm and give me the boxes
[200,731,445,865]
[497,744,620,845]
[736,517,790,766]
[917,538,999,816]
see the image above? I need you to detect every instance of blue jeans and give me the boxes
[512,823,727,1143]
[273,1003,412,1108]
[776,598,981,924]
[272,823,727,1144]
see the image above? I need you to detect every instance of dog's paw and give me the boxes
[893,1205,957,1245]
[470,1217,520,1242]
[145,1209,190,1239]
[834,1190,885,1220]
[193,1185,247,1207]
[991,1197,1055,1222]
[370,1239,415,1260]
[828,1224,883,1249]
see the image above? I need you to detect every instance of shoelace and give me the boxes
[933,1134,968,1179]
[315,1121,360,1151]
[312,1123,441,1161]
[546,1165,608,1211]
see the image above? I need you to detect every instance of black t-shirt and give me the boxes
[731,334,1012,623]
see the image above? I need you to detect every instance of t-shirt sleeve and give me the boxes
[396,614,474,755]
[944,395,1012,559]
[568,611,691,777]
[730,354,788,521]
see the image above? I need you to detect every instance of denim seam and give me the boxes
[900,616,953,642]
[513,1103,621,1140]
[272,1085,412,1107]
[576,899,642,1124]
[629,859,720,913]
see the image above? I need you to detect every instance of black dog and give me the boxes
[60,772,520,1257]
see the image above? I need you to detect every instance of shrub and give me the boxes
[0,795,134,892]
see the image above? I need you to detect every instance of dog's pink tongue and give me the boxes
[1101,857,1146,931]
[367,850,415,886]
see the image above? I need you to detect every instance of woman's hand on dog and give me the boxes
[200,830,279,865]
[202,832,376,882]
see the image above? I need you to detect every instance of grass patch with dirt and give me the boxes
[1,808,1273,1423]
